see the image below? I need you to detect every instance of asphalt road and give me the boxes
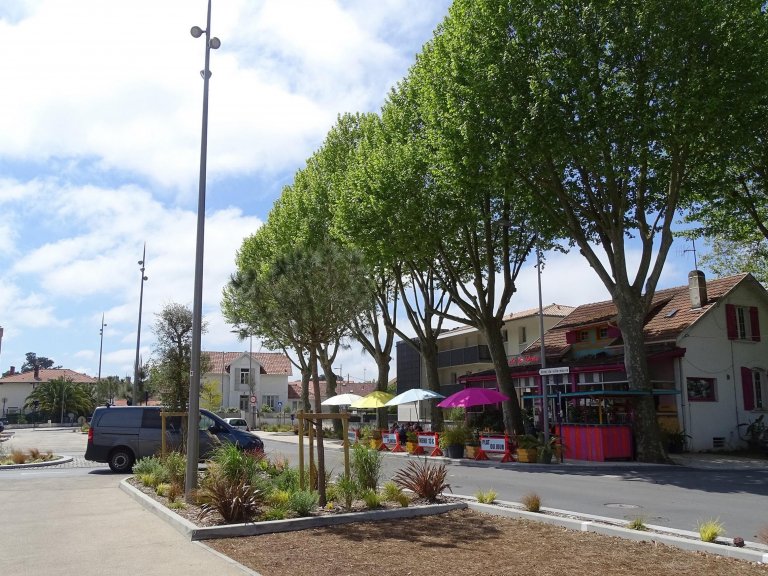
[4,428,767,540]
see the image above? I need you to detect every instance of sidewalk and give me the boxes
[256,430,768,471]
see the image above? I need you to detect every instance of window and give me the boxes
[518,326,526,343]
[502,329,508,343]
[687,377,717,402]
[262,395,279,410]
[727,304,761,341]
[240,395,249,410]
[598,327,608,339]
[239,368,250,385]
[742,368,766,410]
[578,330,590,342]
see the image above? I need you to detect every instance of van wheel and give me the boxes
[108,448,135,473]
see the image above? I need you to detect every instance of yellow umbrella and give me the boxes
[349,391,394,409]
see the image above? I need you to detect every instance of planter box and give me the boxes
[465,445,481,459]
[516,447,538,463]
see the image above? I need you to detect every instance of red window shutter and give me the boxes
[749,307,760,342]
[565,331,577,344]
[741,367,755,411]
[726,304,738,340]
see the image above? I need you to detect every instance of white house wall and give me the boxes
[677,281,768,451]
[1,383,33,415]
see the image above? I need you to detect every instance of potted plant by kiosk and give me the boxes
[465,429,481,459]
[439,426,469,459]
[515,434,539,463]
[406,430,419,454]
[536,433,559,464]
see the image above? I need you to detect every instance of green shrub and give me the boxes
[395,492,410,507]
[262,506,288,521]
[138,472,161,488]
[361,489,381,509]
[628,517,648,531]
[156,483,172,497]
[289,490,319,517]
[475,489,496,504]
[267,489,291,508]
[381,481,403,503]
[335,475,358,509]
[133,456,164,477]
[521,492,541,512]
[161,451,186,486]
[392,460,450,502]
[208,443,259,484]
[439,426,469,448]
[698,518,724,542]
[325,482,339,503]
[351,444,381,491]
[274,467,302,492]
[168,501,186,510]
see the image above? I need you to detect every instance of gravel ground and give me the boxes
[206,509,768,576]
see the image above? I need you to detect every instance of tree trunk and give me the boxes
[484,325,524,436]
[375,361,390,430]
[420,339,444,431]
[615,294,668,463]
[300,368,311,433]
[317,350,341,436]
[309,348,327,506]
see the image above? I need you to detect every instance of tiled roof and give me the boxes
[0,369,96,384]
[203,351,292,376]
[526,273,751,358]
[503,303,575,321]
[287,379,378,400]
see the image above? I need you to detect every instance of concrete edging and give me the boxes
[120,478,467,541]
[0,455,73,470]
[467,501,768,564]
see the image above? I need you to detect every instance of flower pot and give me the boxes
[516,447,538,463]
[406,441,419,454]
[465,445,480,459]
[443,444,465,459]
[369,439,381,450]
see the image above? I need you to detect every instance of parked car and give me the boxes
[223,417,249,431]
[84,406,264,472]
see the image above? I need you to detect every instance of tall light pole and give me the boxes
[98,314,107,383]
[134,244,148,405]
[186,0,221,499]
[536,246,550,443]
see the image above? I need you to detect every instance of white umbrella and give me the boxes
[321,393,363,406]
[385,388,445,422]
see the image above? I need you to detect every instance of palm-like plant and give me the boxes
[24,377,95,420]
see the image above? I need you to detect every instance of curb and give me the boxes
[466,501,768,564]
[120,479,467,541]
[0,455,73,470]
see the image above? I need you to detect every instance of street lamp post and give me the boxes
[536,246,550,443]
[98,314,107,384]
[134,244,148,405]
[186,0,221,499]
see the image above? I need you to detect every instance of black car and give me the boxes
[84,406,264,472]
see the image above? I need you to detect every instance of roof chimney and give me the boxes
[688,270,708,309]
[34,365,40,379]
[9,366,15,375]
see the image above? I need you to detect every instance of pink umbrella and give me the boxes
[437,387,510,408]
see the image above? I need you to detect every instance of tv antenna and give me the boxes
[683,238,698,270]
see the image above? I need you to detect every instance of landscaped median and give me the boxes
[120,478,466,541]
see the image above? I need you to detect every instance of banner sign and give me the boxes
[381,432,398,446]
[348,429,359,444]
[417,433,437,449]
[480,435,507,453]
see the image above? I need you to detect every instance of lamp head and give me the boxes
[209,37,221,49]
[138,260,144,265]
[190,25,204,38]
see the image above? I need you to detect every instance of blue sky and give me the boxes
[0,0,700,383]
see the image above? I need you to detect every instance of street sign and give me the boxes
[277,401,283,410]
[539,366,569,376]
[249,395,257,405]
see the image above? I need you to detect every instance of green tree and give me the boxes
[21,353,58,373]
[200,380,222,411]
[150,303,209,411]
[425,0,768,460]
[24,377,94,422]
[224,240,372,506]
[698,236,768,286]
